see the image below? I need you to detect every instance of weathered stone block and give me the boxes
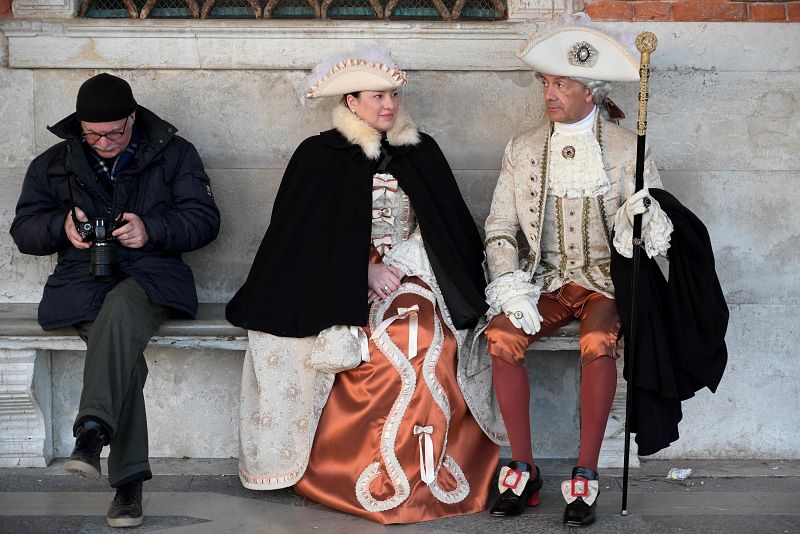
[661,170,800,306]
[649,305,799,459]
[0,68,35,167]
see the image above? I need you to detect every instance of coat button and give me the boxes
[158,139,164,144]
[569,211,575,216]
[569,226,575,232]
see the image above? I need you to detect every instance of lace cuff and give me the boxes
[612,198,673,259]
[383,229,435,282]
[484,270,540,318]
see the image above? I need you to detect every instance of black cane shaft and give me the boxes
[623,30,658,517]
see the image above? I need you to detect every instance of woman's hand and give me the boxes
[368,263,405,301]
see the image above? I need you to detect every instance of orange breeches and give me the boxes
[485,282,621,366]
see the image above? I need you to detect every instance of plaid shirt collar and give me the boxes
[84,127,140,192]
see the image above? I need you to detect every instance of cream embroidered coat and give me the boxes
[484,118,662,293]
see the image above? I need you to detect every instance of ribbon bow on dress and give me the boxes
[370,305,420,358]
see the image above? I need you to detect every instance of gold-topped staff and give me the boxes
[621,30,658,517]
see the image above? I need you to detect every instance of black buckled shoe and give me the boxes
[489,460,543,517]
[64,422,106,480]
[106,480,144,528]
[562,466,599,527]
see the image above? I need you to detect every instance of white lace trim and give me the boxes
[485,270,541,318]
[355,284,431,512]
[548,128,610,199]
[612,197,673,259]
[383,228,434,281]
[430,455,471,504]
[420,290,470,504]
[355,283,469,510]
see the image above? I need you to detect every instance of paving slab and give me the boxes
[1,458,798,533]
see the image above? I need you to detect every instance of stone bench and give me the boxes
[0,303,635,469]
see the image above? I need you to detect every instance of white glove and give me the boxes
[501,295,543,335]
[624,188,654,228]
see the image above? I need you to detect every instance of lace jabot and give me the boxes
[548,106,610,199]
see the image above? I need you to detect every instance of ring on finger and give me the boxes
[383,285,390,292]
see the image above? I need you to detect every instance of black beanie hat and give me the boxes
[76,73,137,122]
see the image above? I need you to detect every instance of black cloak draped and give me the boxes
[611,188,728,456]
[226,129,488,337]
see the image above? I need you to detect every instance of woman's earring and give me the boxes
[350,108,356,114]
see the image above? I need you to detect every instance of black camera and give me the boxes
[74,216,126,281]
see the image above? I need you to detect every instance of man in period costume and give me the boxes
[10,73,220,527]
[482,21,673,526]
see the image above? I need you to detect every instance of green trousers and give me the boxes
[74,277,169,488]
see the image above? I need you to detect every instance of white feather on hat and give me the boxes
[517,13,640,83]
[304,42,408,99]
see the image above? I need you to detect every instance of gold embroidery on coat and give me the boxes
[581,197,607,293]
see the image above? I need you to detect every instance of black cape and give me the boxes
[226,129,488,337]
[611,188,728,456]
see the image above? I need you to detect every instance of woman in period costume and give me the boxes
[225,44,505,524]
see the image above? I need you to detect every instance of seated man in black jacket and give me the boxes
[10,73,220,528]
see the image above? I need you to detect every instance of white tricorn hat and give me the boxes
[305,43,407,99]
[517,24,640,82]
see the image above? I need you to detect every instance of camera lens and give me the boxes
[91,241,116,281]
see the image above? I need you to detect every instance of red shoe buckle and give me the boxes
[501,469,523,490]
[571,477,589,497]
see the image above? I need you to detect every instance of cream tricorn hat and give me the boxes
[518,24,640,82]
[305,43,407,99]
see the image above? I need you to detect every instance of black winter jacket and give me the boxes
[10,106,221,330]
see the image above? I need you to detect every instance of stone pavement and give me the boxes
[1,458,798,534]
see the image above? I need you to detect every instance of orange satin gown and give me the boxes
[294,277,498,524]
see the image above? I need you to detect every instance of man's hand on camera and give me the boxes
[113,212,150,249]
[65,207,91,250]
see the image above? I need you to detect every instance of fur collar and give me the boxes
[332,105,420,160]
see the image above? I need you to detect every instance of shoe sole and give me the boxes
[64,459,101,480]
[106,515,143,528]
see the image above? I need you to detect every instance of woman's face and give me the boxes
[346,90,401,132]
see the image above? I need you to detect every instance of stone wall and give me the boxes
[1,9,798,460]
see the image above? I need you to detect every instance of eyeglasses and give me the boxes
[82,115,133,144]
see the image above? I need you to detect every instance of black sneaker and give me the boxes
[64,424,105,480]
[106,480,144,528]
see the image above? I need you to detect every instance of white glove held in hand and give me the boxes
[624,188,654,228]
[501,295,543,335]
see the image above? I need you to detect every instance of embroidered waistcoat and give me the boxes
[485,118,662,298]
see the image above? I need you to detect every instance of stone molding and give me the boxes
[0,19,539,70]
[1,20,795,72]
[12,0,76,18]
[0,348,52,467]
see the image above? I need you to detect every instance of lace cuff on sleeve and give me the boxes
[484,270,540,318]
[612,198,673,259]
[382,228,435,281]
